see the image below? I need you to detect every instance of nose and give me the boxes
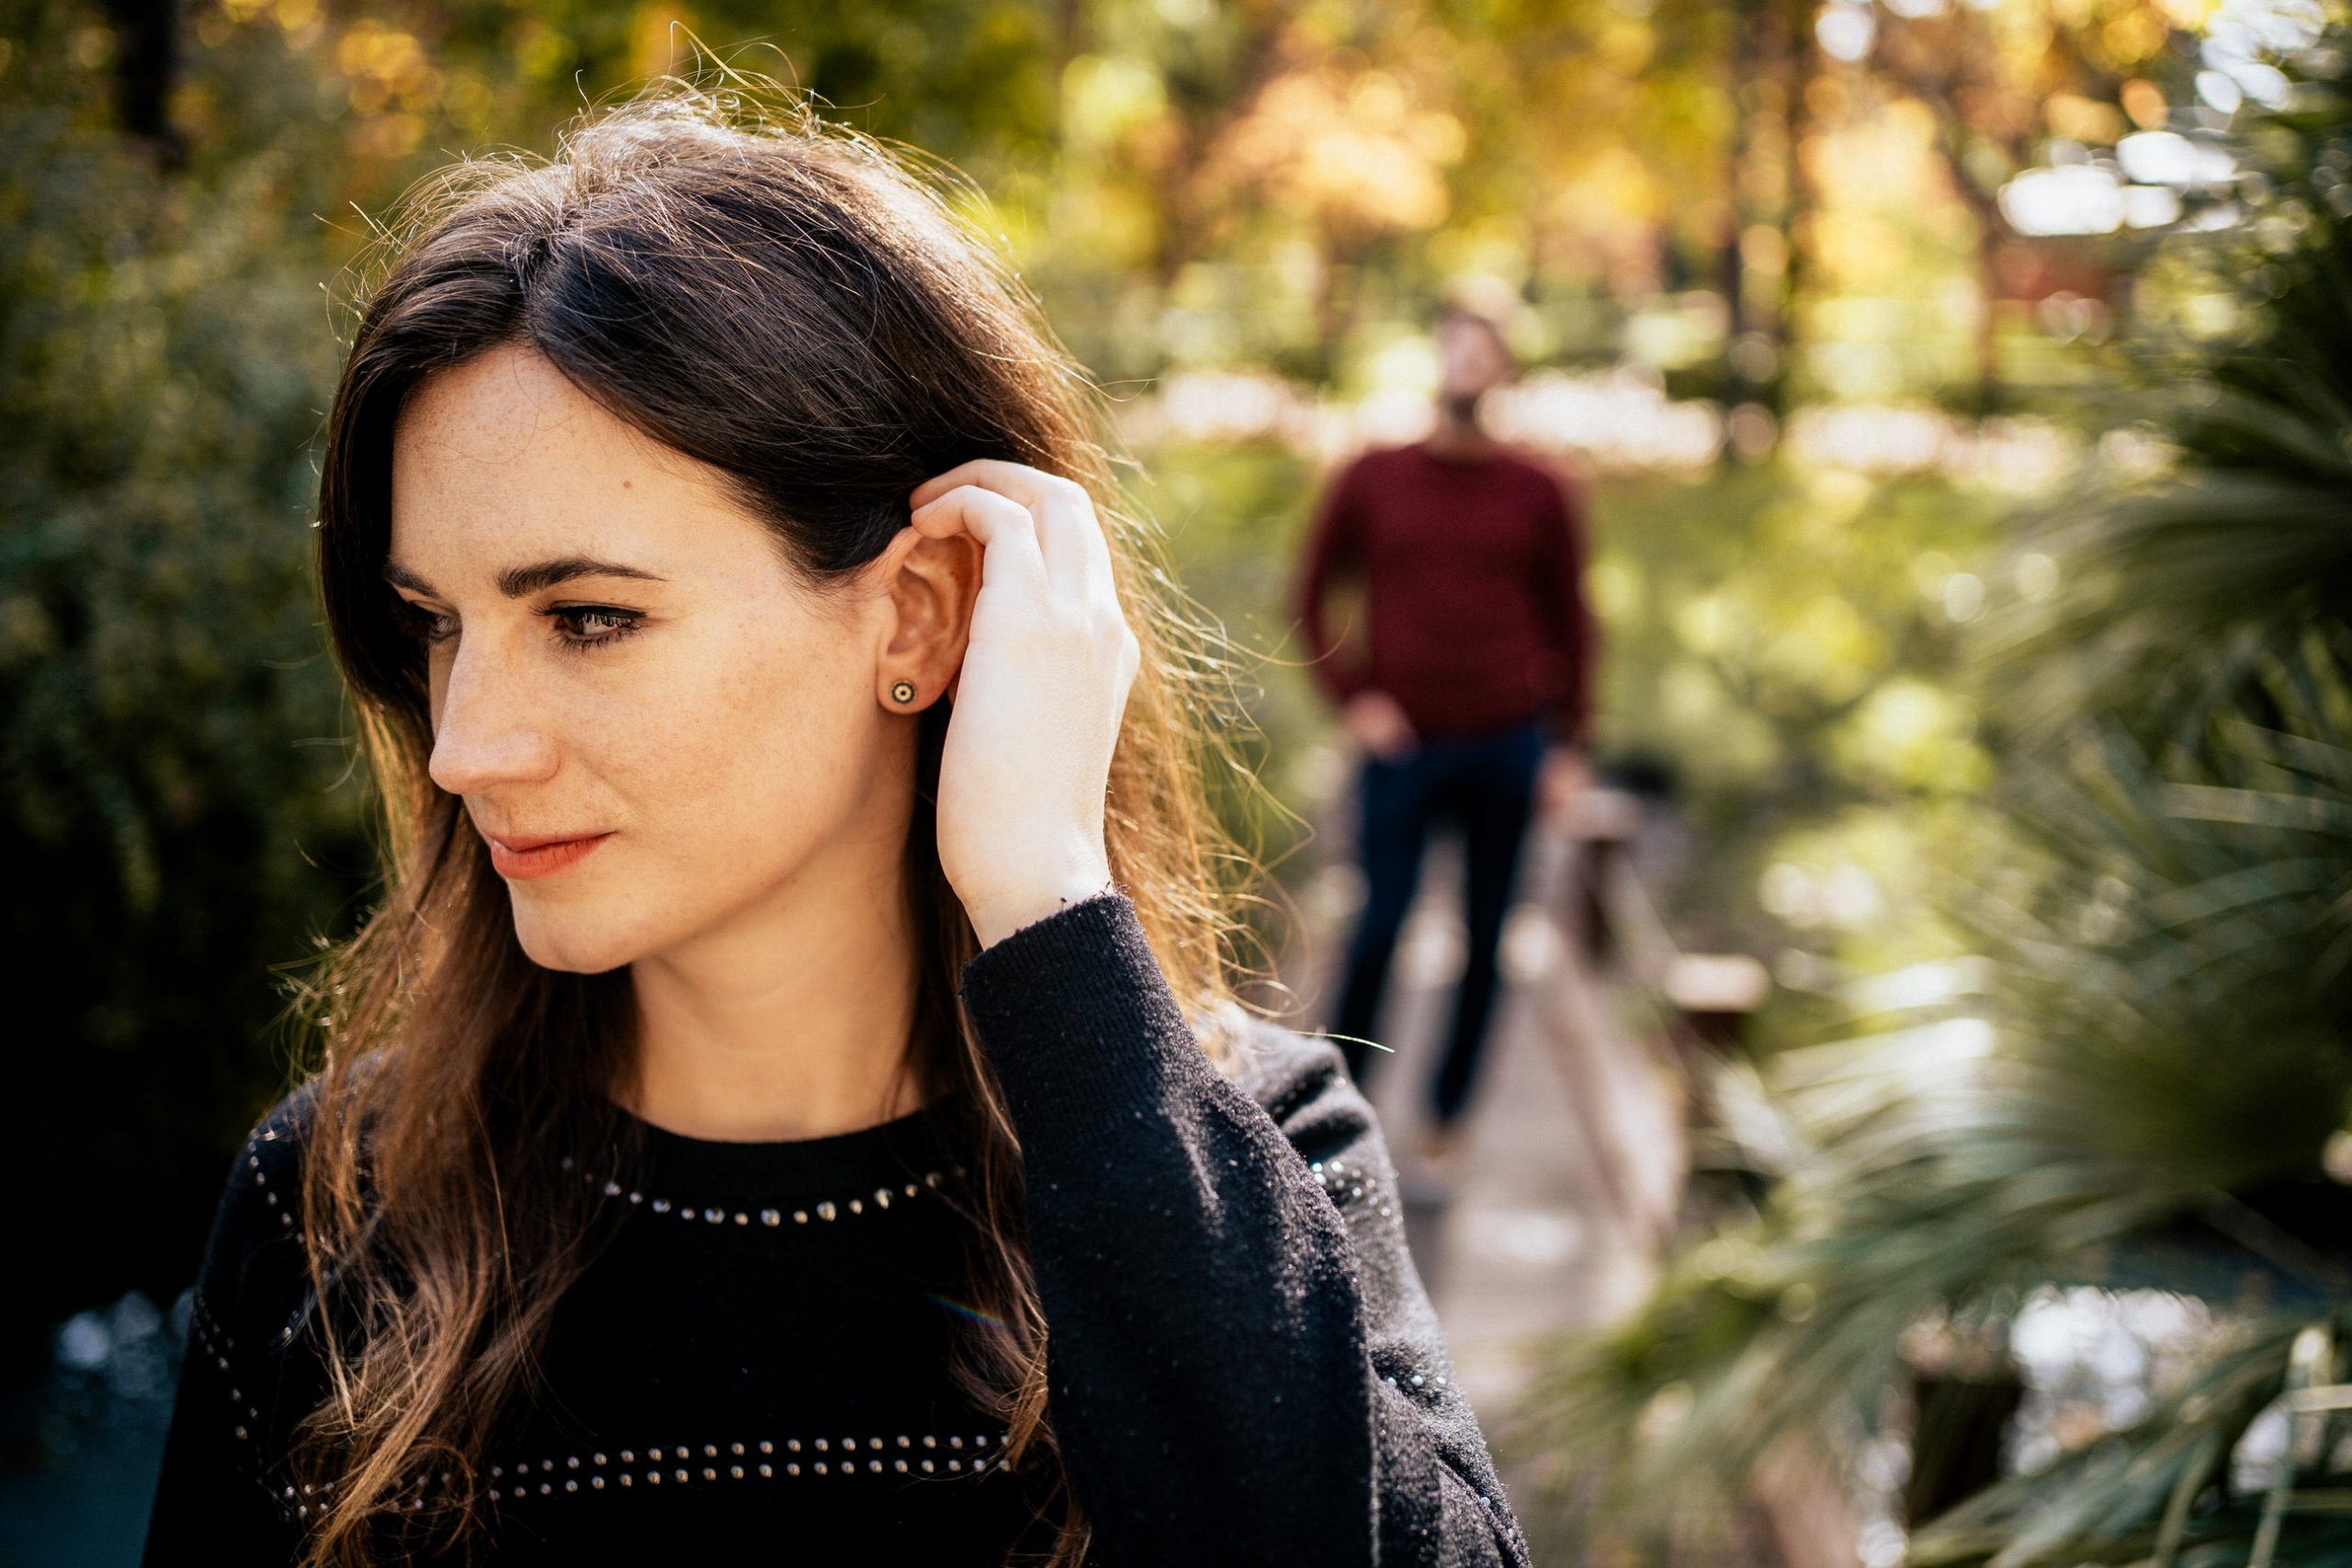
[426,635,560,797]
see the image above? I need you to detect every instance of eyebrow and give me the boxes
[382,556,668,599]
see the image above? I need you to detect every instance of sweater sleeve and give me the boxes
[957,892,1532,1568]
[143,1100,314,1565]
[1294,457,1375,709]
[1537,468,1598,750]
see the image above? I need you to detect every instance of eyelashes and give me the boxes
[390,599,646,654]
[390,600,456,645]
[548,606,645,651]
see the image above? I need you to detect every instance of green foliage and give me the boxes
[1511,599,2352,1563]
[0,9,373,1351]
[1909,1315,2352,1568]
[7,19,2334,1540]
[1590,465,2003,959]
[1510,28,2352,1564]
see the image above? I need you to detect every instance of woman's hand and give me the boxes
[907,459,1139,950]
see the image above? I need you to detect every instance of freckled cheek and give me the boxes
[582,636,862,840]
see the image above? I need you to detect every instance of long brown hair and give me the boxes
[291,80,1252,1566]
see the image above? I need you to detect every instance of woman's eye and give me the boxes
[548,605,644,649]
[392,600,456,644]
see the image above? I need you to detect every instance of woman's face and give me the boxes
[387,344,934,974]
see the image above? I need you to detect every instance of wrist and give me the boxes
[966,863,1117,951]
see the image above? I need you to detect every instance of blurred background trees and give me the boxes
[1512,19,2352,1563]
[5,0,2346,1557]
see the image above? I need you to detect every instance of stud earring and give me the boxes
[889,680,917,705]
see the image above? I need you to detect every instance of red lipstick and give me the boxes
[488,831,613,881]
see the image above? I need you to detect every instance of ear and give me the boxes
[875,527,979,712]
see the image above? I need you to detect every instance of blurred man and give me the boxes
[1295,301,1597,1171]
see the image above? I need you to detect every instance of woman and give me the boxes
[144,85,1529,1568]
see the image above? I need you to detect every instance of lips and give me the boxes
[486,830,613,882]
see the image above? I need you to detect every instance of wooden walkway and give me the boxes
[1278,818,1690,1531]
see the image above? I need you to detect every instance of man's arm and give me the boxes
[1539,468,1598,750]
[1294,457,1374,708]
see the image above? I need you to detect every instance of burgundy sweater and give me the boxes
[1295,441,1597,747]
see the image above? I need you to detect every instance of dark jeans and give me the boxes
[1331,716,1546,1129]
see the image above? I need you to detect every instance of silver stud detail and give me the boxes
[443,1428,1010,1502]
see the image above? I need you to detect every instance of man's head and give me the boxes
[1433,303,1516,416]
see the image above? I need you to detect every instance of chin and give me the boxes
[508,904,657,976]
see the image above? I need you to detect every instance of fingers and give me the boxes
[910,458,1115,603]
[907,485,1046,597]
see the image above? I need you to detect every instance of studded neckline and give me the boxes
[610,1089,967,1204]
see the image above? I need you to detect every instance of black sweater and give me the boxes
[144,891,1532,1565]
